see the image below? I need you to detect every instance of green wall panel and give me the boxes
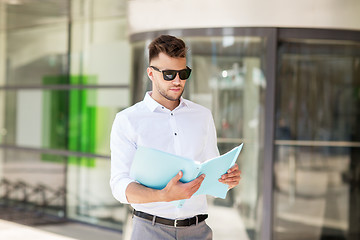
[42,75,98,167]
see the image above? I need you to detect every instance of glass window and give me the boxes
[6,0,68,29]
[5,23,68,86]
[92,0,127,18]
[70,0,131,87]
[0,88,126,156]
[72,0,126,20]
[1,0,132,231]
[67,156,128,229]
[274,39,360,240]
[0,148,66,218]
[66,88,128,156]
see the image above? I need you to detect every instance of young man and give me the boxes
[110,35,241,240]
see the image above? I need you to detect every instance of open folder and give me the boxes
[130,143,243,199]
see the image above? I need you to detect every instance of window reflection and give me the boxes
[0,148,66,220]
[6,25,68,86]
[274,40,360,240]
[0,0,131,231]
[67,157,128,228]
[0,88,125,156]
[6,0,68,29]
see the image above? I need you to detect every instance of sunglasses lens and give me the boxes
[163,70,176,80]
[158,67,191,81]
[179,69,191,80]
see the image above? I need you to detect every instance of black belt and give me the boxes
[133,210,208,227]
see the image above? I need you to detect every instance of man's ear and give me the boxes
[147,67,153,81]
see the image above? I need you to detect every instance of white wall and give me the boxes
[128,0,360,34]
[16,90,43,148]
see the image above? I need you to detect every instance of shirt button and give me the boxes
[174,133,177,136]
[171,113,174,116]
[162,107,164,109]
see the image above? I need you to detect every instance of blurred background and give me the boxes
[0,0,359,240]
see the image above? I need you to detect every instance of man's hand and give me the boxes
[218,163,241,189]
[161,171,205,202]
[125,171,205,204]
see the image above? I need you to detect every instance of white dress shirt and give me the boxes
[110,91,219,219]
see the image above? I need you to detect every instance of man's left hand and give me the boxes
[219,163,241,189]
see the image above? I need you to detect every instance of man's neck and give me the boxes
[150,92,180,111]
[163,100,180,111]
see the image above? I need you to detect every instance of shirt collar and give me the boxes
[144,91,188,112]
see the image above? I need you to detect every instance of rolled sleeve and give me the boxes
[110,176,135,204]
[110,112,137,204]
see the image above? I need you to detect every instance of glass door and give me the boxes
[132,33,269,240]
[273,39,360,240]
[186,36,267,240]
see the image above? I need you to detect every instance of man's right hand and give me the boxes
[160,171,205,202]
[125,171,205,204]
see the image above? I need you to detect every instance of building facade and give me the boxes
[0,1,359,240]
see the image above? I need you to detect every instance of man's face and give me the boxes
[147,52,187,103]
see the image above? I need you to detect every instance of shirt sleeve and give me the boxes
[203,110,220,160]
[109,112,137,204]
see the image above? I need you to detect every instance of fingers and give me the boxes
[221,164,240,178]
[178,174,205,197]
[188,176,205,198]
[221,169,241,179]
[195,174,206,183]
[222,177,241,185]
[219,175,241,184]
[219,164,241,188]
[227,163,239,173]
[180,174,205,199]
[164,172,205,200]
[176,171,183,180]
[190,174,205,189]
[175,171,183,181]
[220,177,240,190]
[167,171,183,187]
[183,174,204,188]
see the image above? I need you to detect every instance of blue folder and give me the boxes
[130,143,243,199]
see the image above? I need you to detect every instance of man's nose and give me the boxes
[172,74,181,85]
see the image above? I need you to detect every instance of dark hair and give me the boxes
[148,35,187,63]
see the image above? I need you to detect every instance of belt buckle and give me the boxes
[174,219,178,227]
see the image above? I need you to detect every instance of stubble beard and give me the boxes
[157,87,184,102]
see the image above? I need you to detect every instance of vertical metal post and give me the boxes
[260,28,278,240]
[0,0,6,182]
[0,1,5,85]
[64,0,73,220]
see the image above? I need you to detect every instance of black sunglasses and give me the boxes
[150,66,192,81]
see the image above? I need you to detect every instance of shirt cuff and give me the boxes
[111,177,136,204]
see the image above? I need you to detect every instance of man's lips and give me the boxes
[170,88,181,92]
